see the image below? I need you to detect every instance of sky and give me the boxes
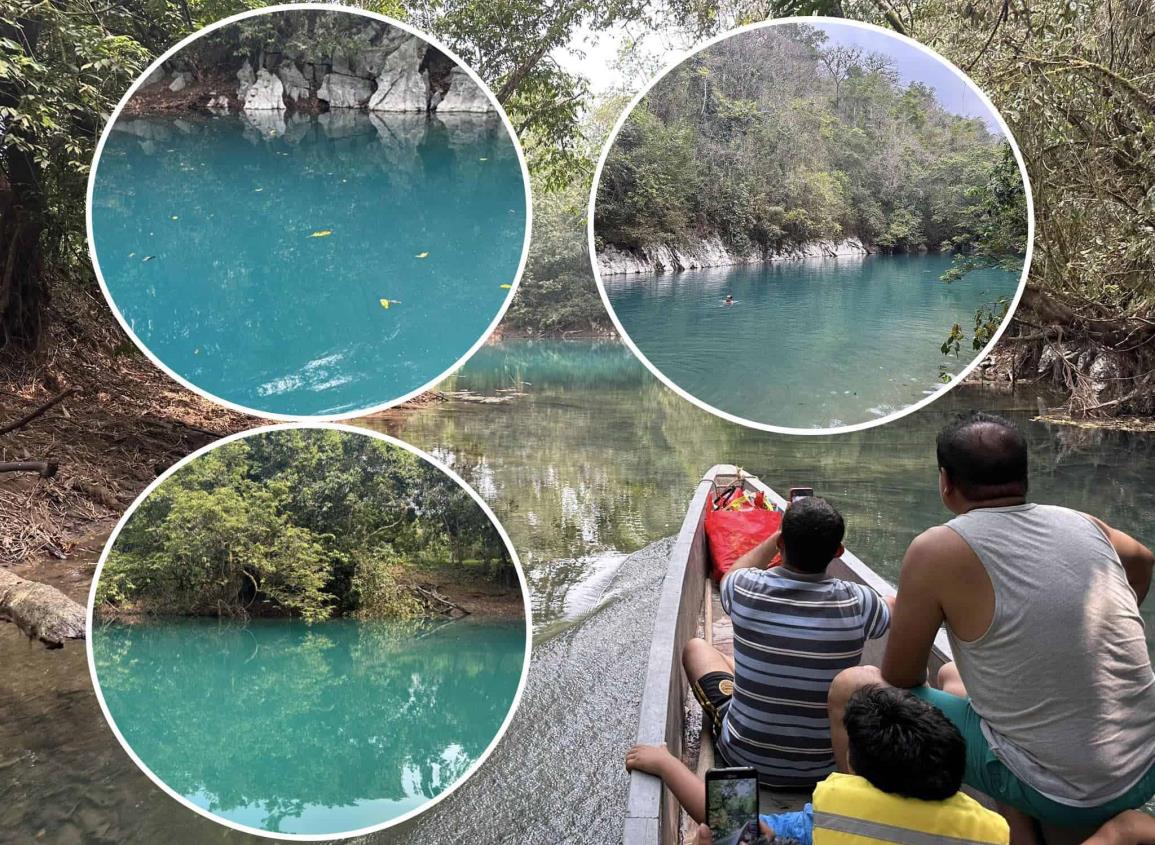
[554,19,1004,133]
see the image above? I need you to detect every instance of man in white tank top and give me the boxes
[827,412,1155,841]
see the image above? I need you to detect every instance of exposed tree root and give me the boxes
[981,285,1155,422]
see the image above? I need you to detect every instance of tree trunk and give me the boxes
[0,17,47,350]
[0,569,86,648]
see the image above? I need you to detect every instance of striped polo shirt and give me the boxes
[718,565,890,787]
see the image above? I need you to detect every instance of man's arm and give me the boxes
[880,529,949,689]
[1086,514,1153,605]
[720,530,780,595]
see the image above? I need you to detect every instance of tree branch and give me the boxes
[0,387,78,436]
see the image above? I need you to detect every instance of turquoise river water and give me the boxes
[1,341,1150,844]
[602,254,1022,429]
[90,112,527,415]
[91,618,525,836]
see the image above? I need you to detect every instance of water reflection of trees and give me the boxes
[367,342,1155,628]
[94,619,524,833]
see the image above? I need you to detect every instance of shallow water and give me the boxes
[602,254,1022,429]
[373,341,1155,650]
[90,112,526,415]
[91,618,525,836]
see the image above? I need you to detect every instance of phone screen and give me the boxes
[706,767,759,845]
[789,487,814,503]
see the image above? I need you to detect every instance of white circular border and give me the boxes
[586,16,1035,436]
[86,4,533,423]
[84,422,534,841]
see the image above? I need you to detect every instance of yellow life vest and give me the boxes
[812,773,1009,845]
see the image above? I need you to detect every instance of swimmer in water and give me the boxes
[724,294,734,305]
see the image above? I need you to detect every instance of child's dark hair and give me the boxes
[780,497,844,574]
[844,685,966,801]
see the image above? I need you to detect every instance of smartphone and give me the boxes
[706,766,759,845]
[788,486,814,503]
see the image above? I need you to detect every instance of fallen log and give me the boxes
[412,583,471,618]
[0,568,86,648]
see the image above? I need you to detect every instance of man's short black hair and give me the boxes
[844,685,966,801]
[780,497,844,574]
[936,412,1029,500]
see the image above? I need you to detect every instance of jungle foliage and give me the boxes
[725,1,1155,417]
[595,24,1026,262]
[96,429,513,621]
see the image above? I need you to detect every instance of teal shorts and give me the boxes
[910,685,1155,827]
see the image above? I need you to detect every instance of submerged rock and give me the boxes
[318,72,373,108]
[438,67,494,113]
[112,119,173,142]
[207,94,230,114]
[368,37,426,112]
[244,68,286,111]
[241,108,287,137]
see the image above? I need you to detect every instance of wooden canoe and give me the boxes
[622,465,1092,845]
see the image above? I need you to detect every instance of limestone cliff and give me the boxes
[136,22,496,117]
[596,237,871,276]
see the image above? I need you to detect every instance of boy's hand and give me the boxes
[625,743,676,776]
[693,821,776,845]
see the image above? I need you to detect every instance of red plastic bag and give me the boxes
[705,486,783,583]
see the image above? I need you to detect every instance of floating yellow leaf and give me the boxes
[479,157,488,161]
[415,251,429,258]
[309,230,333,238]
[254,187,264,192]
[379,298,401,309]
[500,284,512,289]
[171,215,179,221]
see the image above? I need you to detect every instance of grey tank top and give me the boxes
[946,503,1155,806]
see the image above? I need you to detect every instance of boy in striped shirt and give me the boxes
[626,496,892,820]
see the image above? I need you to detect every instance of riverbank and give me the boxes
[0,282,253,569]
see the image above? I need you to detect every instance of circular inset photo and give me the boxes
[87,425,530,839]
[590,19,1032,433]
[88,7,530,419]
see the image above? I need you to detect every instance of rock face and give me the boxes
[368,37,426,112]
[216,29,487,116]
[236,59,256,98]
[597,237,870,275]
[318,72,373,108]
[243,68,286,111]
[437,67,494,113]
[278,62,311,102]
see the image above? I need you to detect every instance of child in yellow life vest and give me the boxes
[662,685,1010,845]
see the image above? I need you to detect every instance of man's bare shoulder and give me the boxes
[904,525,977,574]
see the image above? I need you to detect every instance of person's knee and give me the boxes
[828,664,883,709]
[682,637,709,669]
[938,661,967,695]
